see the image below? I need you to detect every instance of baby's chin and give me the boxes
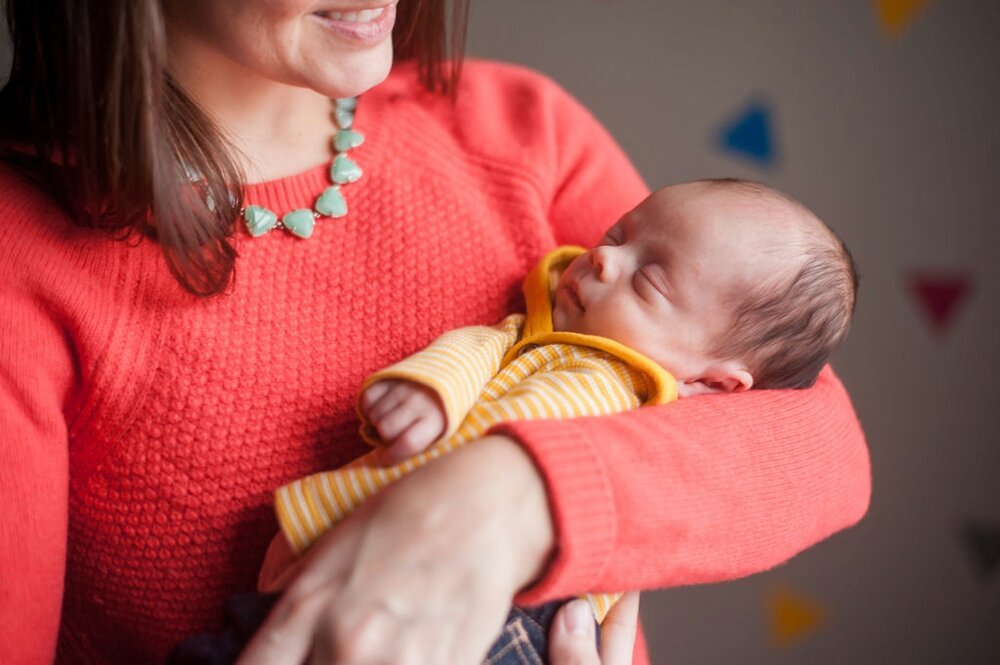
[550,304,571,332]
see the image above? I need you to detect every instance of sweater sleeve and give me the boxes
[483,72,871,601]
[502,366,870,601]
[0,255,74,663]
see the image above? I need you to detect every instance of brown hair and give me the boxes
[705,179,859,389]
[0,0,470,296]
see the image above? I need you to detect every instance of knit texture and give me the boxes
[0,60,871,665]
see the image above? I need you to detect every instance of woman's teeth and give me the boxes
[318,8,385,22]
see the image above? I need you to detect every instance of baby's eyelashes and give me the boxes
[632,271,657,299]
[637,265,671,301]
[599,223,624,246]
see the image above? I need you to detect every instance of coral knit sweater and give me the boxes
[0,60,871,665]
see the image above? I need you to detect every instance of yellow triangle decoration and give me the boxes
[875,0,930,36]
[768,587,827,647]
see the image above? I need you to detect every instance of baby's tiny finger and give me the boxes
[374,404,420,442]
[367,383,411,422]
[360,381,392,410]
[378,418,439,466]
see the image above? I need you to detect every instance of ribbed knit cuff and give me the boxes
[490,419,617,605]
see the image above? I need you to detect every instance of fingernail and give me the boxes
[564,599,595,636]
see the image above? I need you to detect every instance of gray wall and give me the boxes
[467,1,1000,663]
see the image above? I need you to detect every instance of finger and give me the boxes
[372,401,422,442]
[257,533,297,592]
[259,549,306,593]
[549,599,600,665]
[365,382,411,422]
[309,608,397,665]
[235,590,326,665]
[373,386,441,442]
[378,416,445,466]
[599,592,640,665]
[258,519,337,593]
[359,380,393,412]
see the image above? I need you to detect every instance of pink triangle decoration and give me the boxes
[906,271,973,336]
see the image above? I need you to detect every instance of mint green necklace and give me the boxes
[242,97,363,239]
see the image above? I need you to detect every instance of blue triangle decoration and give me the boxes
[961,521,1000,581]
[718,101,776,167]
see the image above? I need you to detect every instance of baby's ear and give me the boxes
[677,363,753,397]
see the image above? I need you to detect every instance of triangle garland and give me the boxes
[960,521,1000,581]
[875,0,931,37]
[906,271,973,337]
[767,586,827,647]
[717,101,776,167]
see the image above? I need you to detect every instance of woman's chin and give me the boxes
[309,43,394,99]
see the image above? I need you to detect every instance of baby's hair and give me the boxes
[702,179,858,390]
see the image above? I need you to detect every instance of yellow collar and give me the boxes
[503,246,678,405]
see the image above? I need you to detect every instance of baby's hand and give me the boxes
[360,380,447,465]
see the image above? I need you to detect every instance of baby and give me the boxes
[356,176,857,467]
[169,178,857,664]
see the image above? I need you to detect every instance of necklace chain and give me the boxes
[240,97,363,239]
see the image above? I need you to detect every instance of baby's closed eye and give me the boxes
[635,266,669,301]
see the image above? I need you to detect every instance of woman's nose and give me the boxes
[590,246,619,282]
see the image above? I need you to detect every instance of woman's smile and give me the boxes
[311,2,398,45]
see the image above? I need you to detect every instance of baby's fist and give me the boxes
[360,380,446,464]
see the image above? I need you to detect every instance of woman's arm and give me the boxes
[497,366,870,603]
[239,435,556,665]
[478,65,870,601]
[243,438,642,665]
[0,280,74,663]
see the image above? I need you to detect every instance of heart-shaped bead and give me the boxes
[335,97,357,112]
[331,154,363,184]
[315,186,348,218]
[282,209,316,239]
[334,108,354,129]
[333,129,365,153]
[244,205,278,237]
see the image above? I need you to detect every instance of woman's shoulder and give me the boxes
[375,58,605,171]
[457,59,572,100]
[381,58,571,103]
[0,166,70,258]
[0,166,122,286]
[0,164,67,222]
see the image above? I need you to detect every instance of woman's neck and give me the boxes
[167,37,336,183]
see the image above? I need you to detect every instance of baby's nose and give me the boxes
[590,246,619,281]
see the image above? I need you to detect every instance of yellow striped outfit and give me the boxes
[274,247,678,622]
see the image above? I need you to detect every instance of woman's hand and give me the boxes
[237,435,555,665]
[549,593,640,665]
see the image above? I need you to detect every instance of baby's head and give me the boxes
[552,179,857,395]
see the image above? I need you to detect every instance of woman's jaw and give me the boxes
[164,0,399,105]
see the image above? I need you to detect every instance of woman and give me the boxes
[0,0,871,663]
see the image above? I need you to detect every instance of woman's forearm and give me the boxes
[497,364,871,602]
[238,434,559,665]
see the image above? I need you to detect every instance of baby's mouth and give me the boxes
[562,282,585,313]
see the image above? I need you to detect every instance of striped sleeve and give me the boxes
[357,315,525,445]
[276,345,651,561]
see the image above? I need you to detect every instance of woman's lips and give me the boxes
[311,3,397,45]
